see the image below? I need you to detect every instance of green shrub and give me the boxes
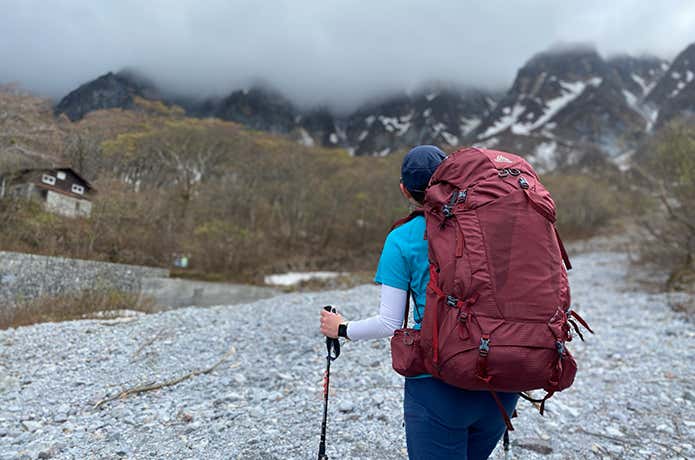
[633,118,695,296]
[543,172,625,239]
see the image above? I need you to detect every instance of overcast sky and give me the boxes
[1,0,694,110]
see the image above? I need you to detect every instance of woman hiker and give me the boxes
[319,145,518,460]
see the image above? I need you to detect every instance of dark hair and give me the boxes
[408,188,425,204]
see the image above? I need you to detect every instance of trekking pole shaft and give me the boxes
[318,357,331,460]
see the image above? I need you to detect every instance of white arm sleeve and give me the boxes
[346,284,407,340]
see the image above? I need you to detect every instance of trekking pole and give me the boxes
[503,429,510,459]
[318,305,341,460]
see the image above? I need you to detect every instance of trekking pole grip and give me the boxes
[323,305,341,360]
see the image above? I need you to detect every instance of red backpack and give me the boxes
[391,147,592,429]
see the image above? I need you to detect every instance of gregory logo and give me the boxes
[494,154,512,163]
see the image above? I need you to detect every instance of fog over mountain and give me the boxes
[1,0,695,111]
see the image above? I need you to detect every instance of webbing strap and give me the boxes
[569,310,593,334]
[455,221,464,258]
[539,391,555,415]
[488,388,514,431]
[554,227,572,270]
[428,265,442,373]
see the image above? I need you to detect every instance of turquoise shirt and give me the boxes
[374,215,429,329]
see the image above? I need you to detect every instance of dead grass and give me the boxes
[278,271,375,293]
[0,288,159,329]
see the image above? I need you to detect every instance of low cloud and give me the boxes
[1,0,694,111]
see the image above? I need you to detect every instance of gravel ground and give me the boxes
[0,250,693,459]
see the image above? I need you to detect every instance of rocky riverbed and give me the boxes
[0,250,693,459]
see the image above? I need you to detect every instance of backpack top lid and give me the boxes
[428,147,540,190]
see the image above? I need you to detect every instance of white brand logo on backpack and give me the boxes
[494,154,513,163]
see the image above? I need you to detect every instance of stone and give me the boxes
[37,450,53,459]
[20,421,41,432]
[338,401,355,413]
[515,438,553,455]
[656,423,673,434]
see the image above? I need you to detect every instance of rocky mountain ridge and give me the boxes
[53,42,695,170]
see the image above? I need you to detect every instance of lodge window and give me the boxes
[71,184,85,195]
[41,174,56,185]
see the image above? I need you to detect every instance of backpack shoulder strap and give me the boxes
[389,209,424,232]
[390,210,423,328]
[402,287,411,329]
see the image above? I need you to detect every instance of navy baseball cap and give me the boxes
[401,145,447,193]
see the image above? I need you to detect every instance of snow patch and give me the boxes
[672,71,681,79]
[459,117,481,135]
[365,115,376,126]
[335,126,347,142]
[613,150,634,172]
[479,103,525,138]
[622,90,638,110]
[425,92,439,101]
[645,105,659,132]
[432,122,447,134]
[423,108,432,118]
[378,115,411,136]
[377,147,391,157]
[358,130,369,142]
[441,132,459,146]
[298,128,314,147]
[329,133,338,144]
[669,81,686,98]
[477,137,499,148]
[533,141,557,171]
[264,271,345,286]
[632,73,656,96]
[510,78,600,136]
[687,70,694,83]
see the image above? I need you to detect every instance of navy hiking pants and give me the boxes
[404,378,519,460]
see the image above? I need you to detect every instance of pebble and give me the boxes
[0,250,692,459]
[20,421,41,433]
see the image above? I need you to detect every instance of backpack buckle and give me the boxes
[446,295,458,307]
[556,340,565,356]
[479,337,490,356]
